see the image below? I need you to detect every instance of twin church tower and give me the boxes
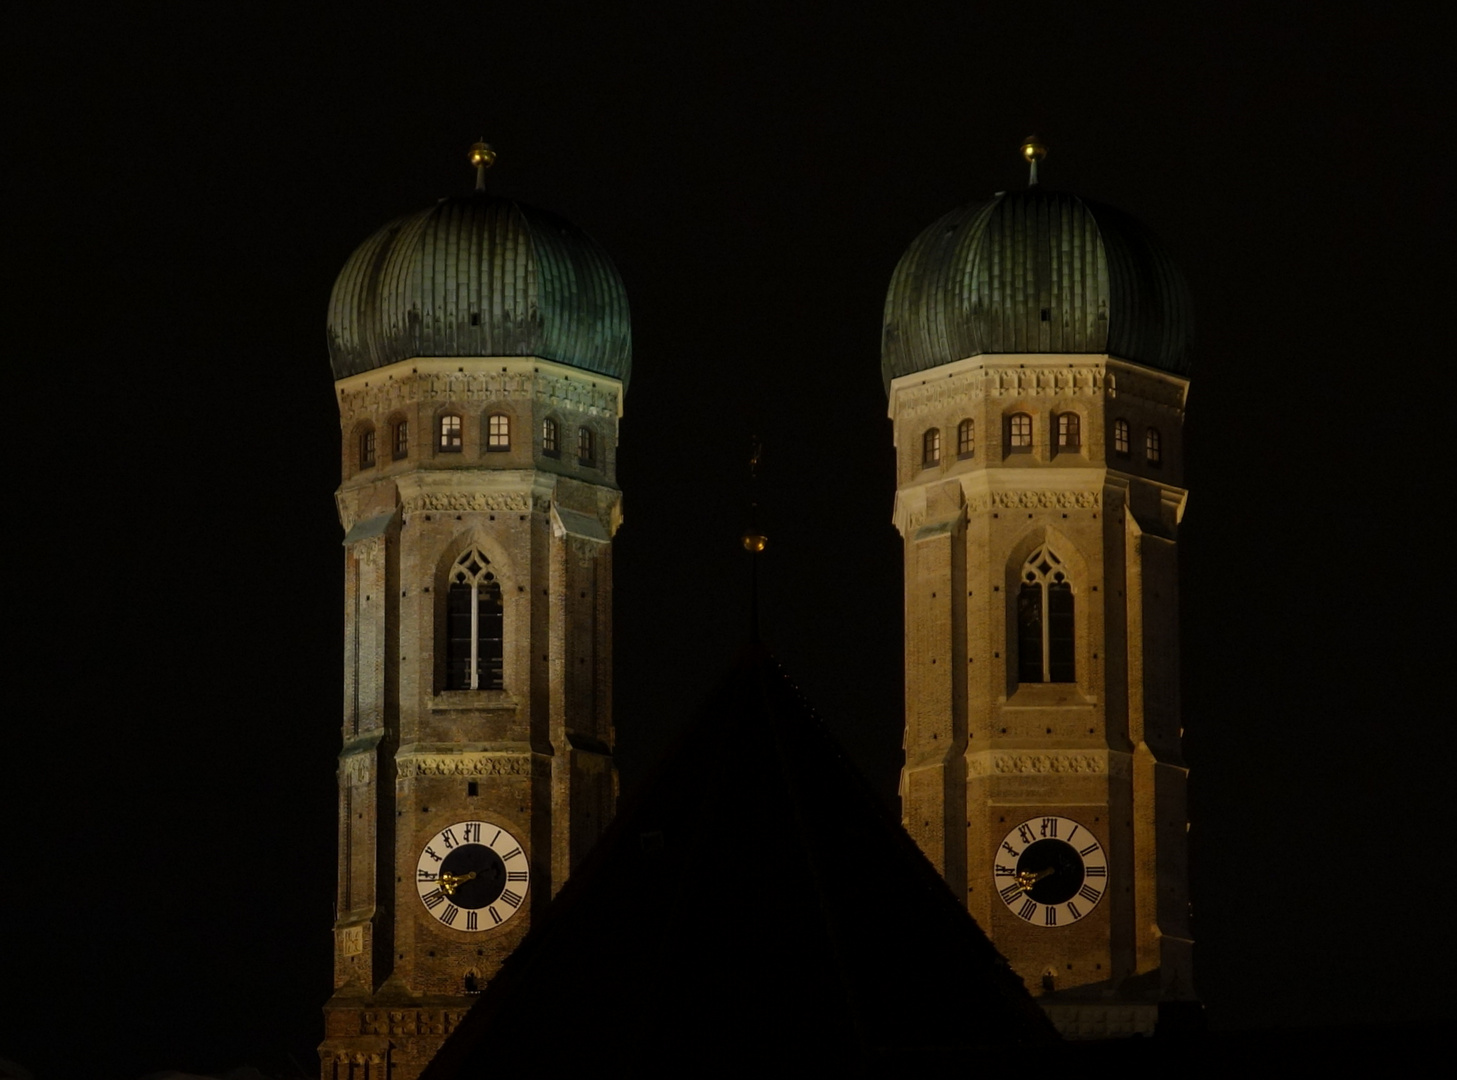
[320,140,1196,1076]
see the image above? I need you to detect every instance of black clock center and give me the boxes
[1016,839,1085,905]
[439,844,507,910]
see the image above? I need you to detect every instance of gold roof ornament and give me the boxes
[1020,135,1047,187]
[469,139,497,191]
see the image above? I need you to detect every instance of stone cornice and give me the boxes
[336,356,623,421]
[395,751,538,778]
[888,354,1186,419]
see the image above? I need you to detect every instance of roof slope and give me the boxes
[424,646,1056,1072]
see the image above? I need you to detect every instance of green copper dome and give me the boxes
[327,194,631,384]
[881,188,1191,390]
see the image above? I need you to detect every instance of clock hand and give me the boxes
[1012,867,1056,893]
[439,870,478,897]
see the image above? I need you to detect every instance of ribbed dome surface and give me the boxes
[328,194,631,384]
[881,188,1191,389]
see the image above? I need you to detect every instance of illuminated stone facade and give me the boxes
[320,355,623,1078]
[890,353,1196,1035]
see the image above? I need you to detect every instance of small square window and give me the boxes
[1057,413,1080,450]
[1113,419,1130,456]
[1008,413,1032,449]
[439,415,463,452]
[487,413,510,452]
[922,428,941,467]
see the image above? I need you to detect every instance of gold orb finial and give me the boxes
[469,139,496,191]
[741,530,768,554]
[1020,135,1047,186]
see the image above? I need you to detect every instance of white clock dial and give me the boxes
[415,820,529,932]
[993,816,1107,928]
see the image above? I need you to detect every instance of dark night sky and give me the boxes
[5,3,1452,1075]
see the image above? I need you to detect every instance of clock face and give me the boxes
[415,821,529,933]
[993,816,1107,928]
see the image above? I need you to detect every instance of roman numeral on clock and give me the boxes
[1085,865,1106,877]
[466,911,478,930]
[1040,818,1058,838]
[441,904,459,926]
[422,889,445,910]
[1079,843,1100,857]
[1044,906,1058,926]
[1078,884,1102,903]
[464,823,481,842]
[441,828,458,849]
[1067,900,1082,920]
[501,889,523,908]
[500,846,523,862]
[1000,883,1027,904]
[489,907,502,925]
[1017,899,1037,922]
[507,871,528,882]
[994,864,1016,877]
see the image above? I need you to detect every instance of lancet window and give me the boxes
[445,548,504,691]
[1017,545,1075,684]
[359,426,376,469]
[578,426,596,467]
[392,418,409,460]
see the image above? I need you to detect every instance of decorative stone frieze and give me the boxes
[397,753,533,778]
[400,490,532,515]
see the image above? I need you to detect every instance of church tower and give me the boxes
[319,145,630,1078]
[882,141,1197,1037]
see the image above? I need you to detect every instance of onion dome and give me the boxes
[327,190,631,384]
[881,186,1192,390]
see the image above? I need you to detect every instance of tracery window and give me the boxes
[1017,545,1075,684]
[1008,412,1033,450]
[957,418,975,458]
[1113,419,1130,456]
[487,413,510,452]
[445,548,504,691]
[578,426,595,467]
[922,428,941,467]
[439,414,463,453]
[1146,427,1162,466]
[542,417,559,457]
[1057,413,1081,450]
[359,426,376,469]
[392,419,409,460]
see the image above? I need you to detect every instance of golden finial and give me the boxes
[741,529,768,554]
[1020,135,1047,187]
[469,139,497,191]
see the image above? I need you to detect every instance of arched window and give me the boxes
[1017,545,1074,684]
[957,418,975,458]
[1008,413,1033,450]
[1057,413,1081,450]
[578,426,595,467]
[446,548,503,691]
[922,428,941,467]
[486,413,510,452]
[392,418,409,460]
[359,425,376,469]
[439,414,463,453]
[1113,418,1130,456]
[542,417,559,457]
[1146,427,1162,466]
